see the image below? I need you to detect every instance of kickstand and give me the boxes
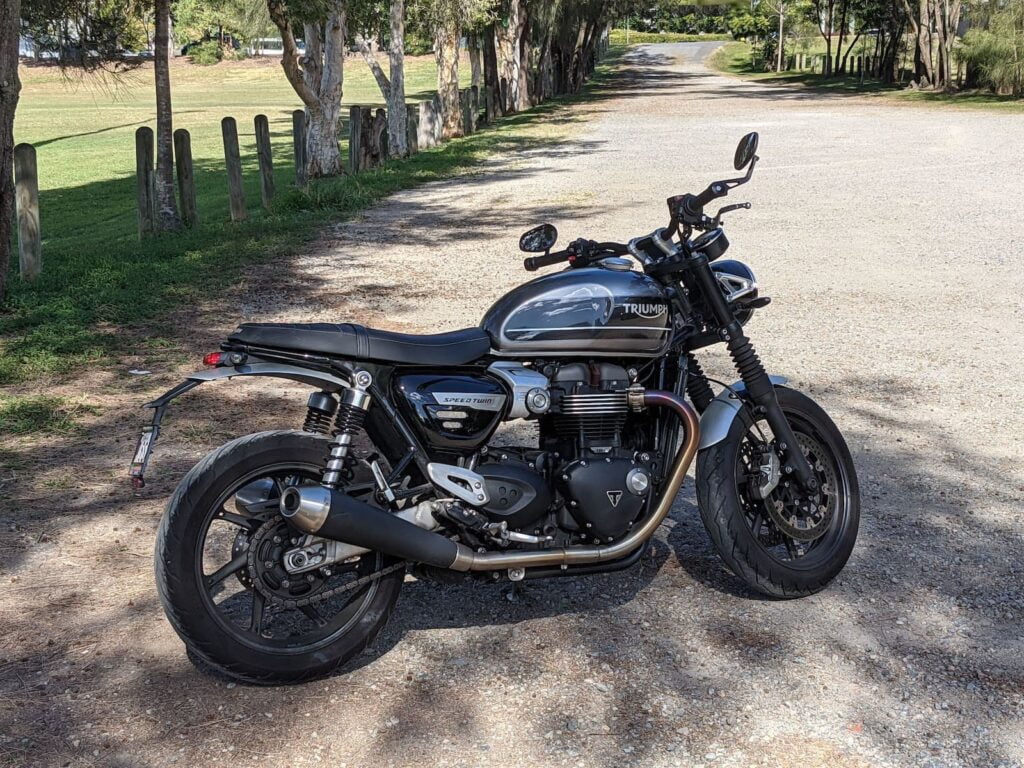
[505,580,526,603]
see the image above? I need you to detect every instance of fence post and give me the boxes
[406,103,419,154]
[221,117,247,222]
[13,144,41,281]
[417,100,434,149]
[460,90,472,136]
[349,105,363,172]
[254,114,275,210]
[373,108,388,163]
[485,85,495,125]
[135,127,155,240]
[470,85,480,131]
[291,109,307,187]
[499,77,509,115]
[172,129,198,228]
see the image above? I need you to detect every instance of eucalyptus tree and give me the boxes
[348,0,409,156]
[266,0,348,176]
[0,0,19,300]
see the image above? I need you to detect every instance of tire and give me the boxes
[695,387,860,598]
[155,430,404,684]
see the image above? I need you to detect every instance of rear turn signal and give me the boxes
[202,352,224,367]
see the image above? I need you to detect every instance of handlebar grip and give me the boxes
[524,250,569,271]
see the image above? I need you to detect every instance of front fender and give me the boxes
[697,376,788,450]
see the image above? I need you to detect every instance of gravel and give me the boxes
[2,43,1023,768]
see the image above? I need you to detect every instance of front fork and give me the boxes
[688,253,818,492]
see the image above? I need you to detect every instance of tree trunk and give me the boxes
[517,8,532,108]
[495,0,523,111]
[154,0,181,230]
[434,23,461,138]
[0,0,21,300]
[267,1,346,178]
[469,33,483,89]
[387,0,408,157]
[356,37,391,99]
[776,7,785,73]
[483,23,500,109]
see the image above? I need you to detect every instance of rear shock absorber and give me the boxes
[321,370,373,488]
[303,391,338,434]
[685,354,716,413]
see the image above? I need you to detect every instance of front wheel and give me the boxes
[155,431,405,684]
[696,386,859,598]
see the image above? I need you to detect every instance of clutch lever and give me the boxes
[712,202,751,227]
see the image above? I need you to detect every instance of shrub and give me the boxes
[189,40,223,66]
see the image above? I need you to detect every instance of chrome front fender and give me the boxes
[697,375,788,450]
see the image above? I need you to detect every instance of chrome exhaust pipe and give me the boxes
[279,390,699,573]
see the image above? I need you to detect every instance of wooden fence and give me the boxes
[10,27,614,277]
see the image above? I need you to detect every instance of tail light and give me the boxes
[202,352,224,367]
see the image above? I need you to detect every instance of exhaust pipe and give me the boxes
[280,390,699,573]
[279,485,462,569]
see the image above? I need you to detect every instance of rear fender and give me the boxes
[130,363,351,487]
[697,376,788,450]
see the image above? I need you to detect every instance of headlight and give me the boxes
[710,259,758,325]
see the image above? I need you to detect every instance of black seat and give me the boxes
[228,322,491,366]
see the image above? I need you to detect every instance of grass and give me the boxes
[2,51,622,388]
[610,29,731,46]
[0,395,98,436]
[711,41,1024,111]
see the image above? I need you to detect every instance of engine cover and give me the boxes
[558,455,651,541]
[477,457,553,531]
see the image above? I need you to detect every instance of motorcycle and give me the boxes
[135,133,859,684]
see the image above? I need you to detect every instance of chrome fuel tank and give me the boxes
[481,267,671,357]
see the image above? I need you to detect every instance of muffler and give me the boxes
[279,486,462,569]
[279,390,699,573]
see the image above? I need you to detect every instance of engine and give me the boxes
[392,362,657,547]
[541,363,654,542]
[466,362,655,545]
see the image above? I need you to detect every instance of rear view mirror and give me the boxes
[519,223,558,253]
[734,132,759,171]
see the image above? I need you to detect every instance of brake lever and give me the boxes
[712,202,751,227]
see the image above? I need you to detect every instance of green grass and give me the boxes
[711,41,1024,110]
[2,51,622,386]
[0,395,98,436]
[610,29,731,46]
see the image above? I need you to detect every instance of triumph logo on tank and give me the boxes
[433,393,506,411]
[622,301,666,319]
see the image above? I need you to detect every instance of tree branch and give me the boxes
[354,36,391,100]
[266,0,320,109]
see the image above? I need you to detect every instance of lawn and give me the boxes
[1,52,546,387]
[711,41,1024,111]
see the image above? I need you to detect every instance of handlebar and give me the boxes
[523,250,571,271]
[523,240,630,271]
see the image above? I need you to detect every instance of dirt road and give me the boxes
[2,44,1023,768]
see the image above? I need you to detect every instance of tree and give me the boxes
[267,0,348,177]
[0,0,20,301]
[387,0,408,155]
[154,0,182,230]
[349,0,409,156]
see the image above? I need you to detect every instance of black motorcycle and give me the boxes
[135,133,859,684]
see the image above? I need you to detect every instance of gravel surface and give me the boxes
[2,43,1023,768]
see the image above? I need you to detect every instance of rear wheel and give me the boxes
[695,387,859,598]
[155,431,404,684]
